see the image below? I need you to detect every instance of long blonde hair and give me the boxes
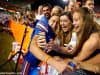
[74,7,100,56]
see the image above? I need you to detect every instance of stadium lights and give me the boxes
[62,0,69,2]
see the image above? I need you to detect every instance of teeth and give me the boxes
[75,26,79,28]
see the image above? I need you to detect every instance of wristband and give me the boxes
[68,61,76,68]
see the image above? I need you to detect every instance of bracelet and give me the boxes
[68,61,76,68]
[44,56,51,63]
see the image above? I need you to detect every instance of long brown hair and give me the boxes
[74,7,100,56]
[57,12,73,46]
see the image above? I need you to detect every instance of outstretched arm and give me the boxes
[74,33,99,61]
[79,54,100,73]
[30,35,67,73]
[64,54,100,73]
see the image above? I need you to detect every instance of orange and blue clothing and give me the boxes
[22,15,55,75]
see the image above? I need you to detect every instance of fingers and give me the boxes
[66,65,74,72]
[64,44,74,54]
[64,44,68,47]
[37,33,54,52]
[37,33,46,48]
[37,41,46,48]
[37,34,46,40]
[45,39,54,52]
[64,60,80,72]
[45,44,53,53]
[37,38,46,43]
[38,32,45,36]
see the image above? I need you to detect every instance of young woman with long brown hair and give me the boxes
[63,7,100,75]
